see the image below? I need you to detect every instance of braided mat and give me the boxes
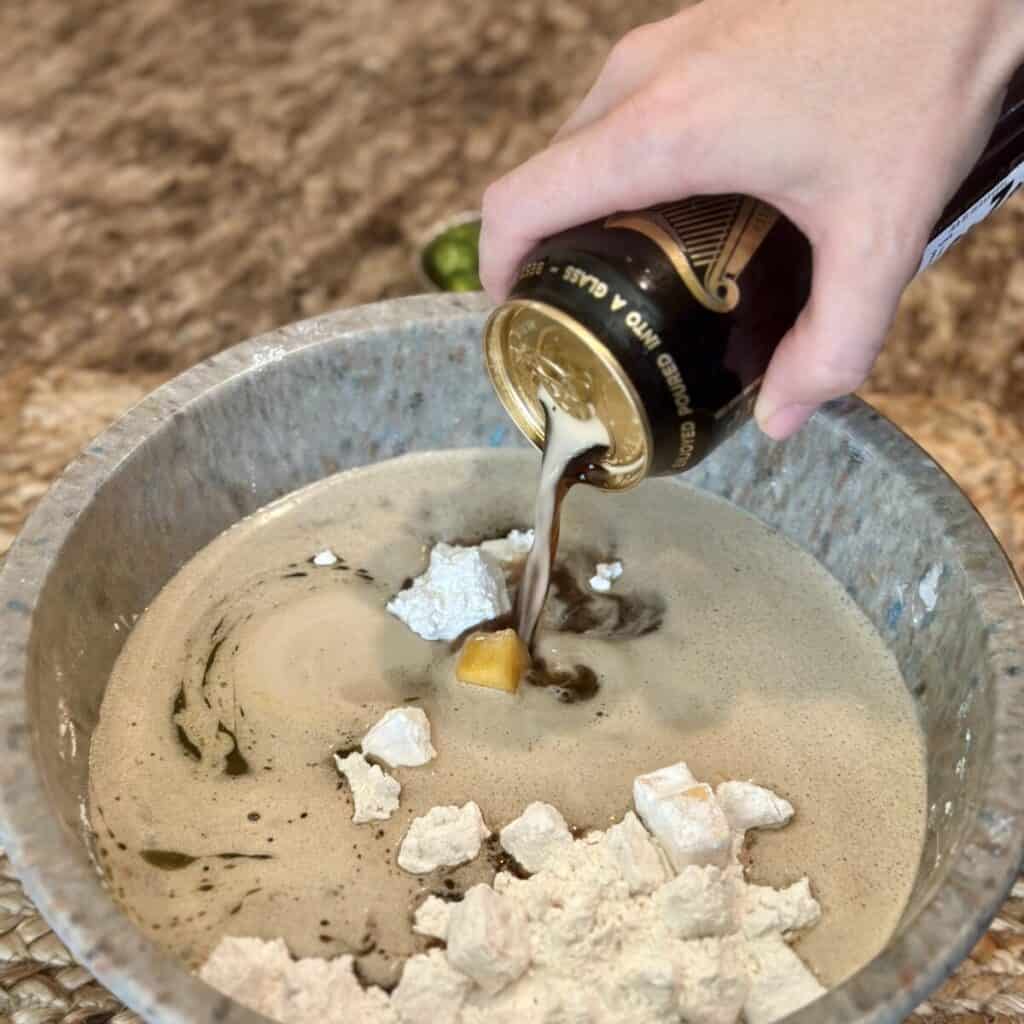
[0,394,1019,1024]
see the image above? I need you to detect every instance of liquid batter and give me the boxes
[88,449,926,991]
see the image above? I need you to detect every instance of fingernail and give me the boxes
[754,400,817,440]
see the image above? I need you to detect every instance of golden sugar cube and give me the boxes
[455,629,530,694]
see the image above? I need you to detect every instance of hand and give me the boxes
[479,0,1024,439]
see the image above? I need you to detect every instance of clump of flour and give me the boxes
[589,560,624,593]
[386,530,540,642]
[333,708,436,825]
[202,537,825,1022]
[202,758,825,1024]
[386,542,511,642]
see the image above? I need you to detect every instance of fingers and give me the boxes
[754,215,921,439]
[553,20,685,144]
[480,14,710,300]
[480,85,715,299]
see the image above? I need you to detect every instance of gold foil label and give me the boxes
[488,302,651,488]
[606,196,778,313]
[505,314,600,423]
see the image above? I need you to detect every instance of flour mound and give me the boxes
[199,936,397,1024]
[201,767,825,1024]
[387,543,510,642]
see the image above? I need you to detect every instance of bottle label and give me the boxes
[606,196,779,313]
[918,162,1024,272]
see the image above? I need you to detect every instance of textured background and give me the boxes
[0,1,1022,1021]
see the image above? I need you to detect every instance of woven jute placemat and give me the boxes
[0,393,1022,1024]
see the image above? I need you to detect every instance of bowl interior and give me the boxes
[2,293,1022,1024]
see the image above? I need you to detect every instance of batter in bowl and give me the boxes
[88,448,925,991]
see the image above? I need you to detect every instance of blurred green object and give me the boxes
[420,216,481,291]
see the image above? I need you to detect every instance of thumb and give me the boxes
[754,217,920,439]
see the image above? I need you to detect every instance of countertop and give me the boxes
[1,0,1022,560]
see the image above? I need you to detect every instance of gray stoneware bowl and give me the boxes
[1,294,1023,1024]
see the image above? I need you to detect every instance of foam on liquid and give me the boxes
[89,449,926,991]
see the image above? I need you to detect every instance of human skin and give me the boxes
[479,0,1024,439]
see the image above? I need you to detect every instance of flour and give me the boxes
[743,935,829,1024]
[412,895,452,940]
[716,782,794,833]
[362,707,436,768]
[199,936,397,1024]
[392,950,471,1024]
[447,884,532,995]
[741,880,821,940]
[202,766,826,1024]
[479,529,535,563]
[656,865,737,940]
[498,801,573,874]
[333,751,401,824]
[634,768,733,871]
[589,560,624,593]
[387,542,511,641]
[397,802,491,874]
[600,810,670,895]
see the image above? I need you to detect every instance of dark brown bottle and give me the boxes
[483,66,1024,491]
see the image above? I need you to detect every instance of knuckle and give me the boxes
[636,73,714,164]
[797,326,877,398]
[615,24,650,54]
[616,85,659,129]
[810,358,868,399]
[625,70,694,129]
[481,178,513,226]
[606,23,655,69]
[641,68,688,110]
[832,201,928,282]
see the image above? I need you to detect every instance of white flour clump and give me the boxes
[202,766,826,1024]
[589,560,624,593]
[199,936,398,1024]
[392,949,471,1024]
[398,802,491,874]
[499,801,573,874]
[447,884,532,994]
[716,781,794,833]
[333,751,400,824]
[387,543,510,642]
[412,895,453,940]
[362,707,436,768]
[634,764,732,871]
[332,707,437,824]
[743,935,828,1024]
[742,880,821,940]
[479,529,535,563]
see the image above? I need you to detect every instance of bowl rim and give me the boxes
[0,292,1022,1024]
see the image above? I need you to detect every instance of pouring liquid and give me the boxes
[515,390,611,648]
